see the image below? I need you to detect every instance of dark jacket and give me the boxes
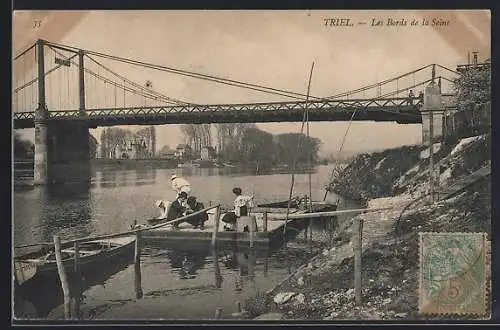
[167,199,186,221]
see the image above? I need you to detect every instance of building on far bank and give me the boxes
[116,138,149,159]
[175,144,192,160]
[200,146,216,161]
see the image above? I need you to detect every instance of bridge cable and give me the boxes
[324,64,433,100]
[84,54,191,106]
[45,40,316,101]
[13,43,36,61]
[284,62,315,245]
[321,75,432,200]
[435,64,461,76]
[85,54,189,106]
[44,41,448,107]
[13,53,79,94]
[30,48,35,108]
[48,46,182,106]
[58,50,62,109]
[21,53,25,112]
[66,57,70,109]
[42,42,457,105]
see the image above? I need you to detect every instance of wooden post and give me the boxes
[308,219,313,249]
[54,235,71,319]
[263,211,268,233]
[134,231,143,299]
[263,254,268,277]
[354,218,363,306]
[328,217,335,248]
[214,307,223,319]
[73,242,81,319]
[212,247,222,288]
[211,206,220,247]
[249,217,254,248]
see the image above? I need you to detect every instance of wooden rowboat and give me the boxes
[257,199,299,209]
[14,236,136,286]
[257,199,337,213]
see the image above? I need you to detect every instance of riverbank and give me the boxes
[244,134,491,320]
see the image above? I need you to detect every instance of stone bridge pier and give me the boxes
[33,39,90,185]
[34,111,90,185]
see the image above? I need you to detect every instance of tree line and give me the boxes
[179,123,322,170]
[14,132,98,160]
[100,126,156,158]
[14,133,34,159]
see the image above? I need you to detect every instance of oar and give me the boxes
[14,242,53,249]
[130,218,158,229]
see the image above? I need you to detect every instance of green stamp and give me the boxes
[419,232,487,315]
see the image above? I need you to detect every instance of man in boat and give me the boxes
[168,191,188,229]
[184,196,208,230]
[171,174,192,198]
[150,193,188,227]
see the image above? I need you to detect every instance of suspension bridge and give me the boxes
[12,39,460,184]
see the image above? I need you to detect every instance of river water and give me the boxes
[13,165,359,320]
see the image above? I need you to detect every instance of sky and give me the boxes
[12,10,491,154]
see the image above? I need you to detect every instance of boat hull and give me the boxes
[257,200,299,208]
[15,236,136,286]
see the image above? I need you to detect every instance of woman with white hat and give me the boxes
[171,174,191,198]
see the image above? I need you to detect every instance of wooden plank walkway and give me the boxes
[142,210,297,246]
[439,165,490,200]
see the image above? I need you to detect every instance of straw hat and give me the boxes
[171,174,178,180]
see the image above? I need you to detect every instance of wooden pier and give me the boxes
[142,207,315,247]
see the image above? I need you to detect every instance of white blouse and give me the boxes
[233,195,254,216]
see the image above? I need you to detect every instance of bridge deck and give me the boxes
[13,98,423,128]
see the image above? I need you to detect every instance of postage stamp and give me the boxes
[418,232,487,315]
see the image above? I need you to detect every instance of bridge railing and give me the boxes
[13,97,423,121]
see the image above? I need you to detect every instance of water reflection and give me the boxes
[14,165,361,319]
[32,184,94,243]
[14,252,134,319]
[100,170,118,188]
[98,168,158,188]
[167,248,209,280]
[135,169,157,187]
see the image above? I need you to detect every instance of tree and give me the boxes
[104,127,128,159]
[274,133,322,167]
[240,127,275,169]
[158,144,174,157]
[89,134,98,159]
[216,123,256,162]
[454,65,491,110]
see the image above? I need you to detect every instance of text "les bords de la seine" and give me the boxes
[324,17,450,27]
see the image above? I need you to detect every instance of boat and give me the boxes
[14,241,135,318]
[14,236,136,286]
[193,159,216,168]
[257,199,300,209]
[257,197,336,213]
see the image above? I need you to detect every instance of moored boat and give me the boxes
[257,199,300,209]
[14,236,136,286]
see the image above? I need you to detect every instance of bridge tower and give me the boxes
[421,64,444,202]
[33,40,91,185]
